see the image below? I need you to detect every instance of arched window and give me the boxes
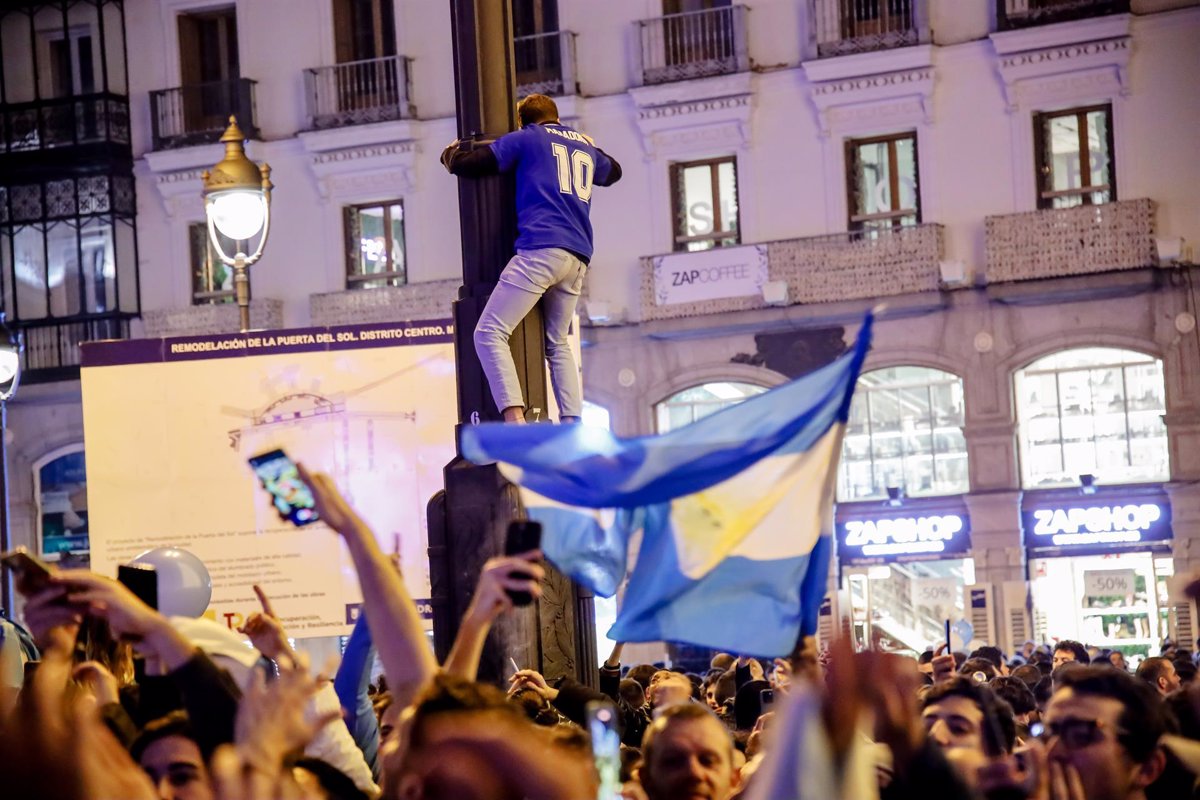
[839,366,968,501]
[34,446,89,558]
[654,381,767,433]
[1015,348,1168,488]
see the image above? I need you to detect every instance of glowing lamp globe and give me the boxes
[207,190,267,241]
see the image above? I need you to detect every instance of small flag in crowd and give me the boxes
[462,315,872,656]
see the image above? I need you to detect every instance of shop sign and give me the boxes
[836,512,972,566]
[1023,498,1172,555]
[1083,569,1137,597]
[652,244,768,306]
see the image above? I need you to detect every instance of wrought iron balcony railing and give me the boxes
[814,0,925,58]
[637,5,749,86]
[1,93,131,154]
[150,78,258,150]
[515,31,578,98]
[18,312,135,383]
[984,198,1155,283]
[304,55,415,130]
[996,0,1129,31]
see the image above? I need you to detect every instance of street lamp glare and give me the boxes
[209,190,267,241]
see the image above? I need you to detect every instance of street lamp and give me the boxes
[0,315,22,615]
[201,116,273,333]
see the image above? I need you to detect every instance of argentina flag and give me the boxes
[461,315,872,655]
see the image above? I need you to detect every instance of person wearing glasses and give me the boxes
[1042,666,1170,800]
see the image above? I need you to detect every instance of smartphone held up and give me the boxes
[504,520,542,607]
[248,448,320,526]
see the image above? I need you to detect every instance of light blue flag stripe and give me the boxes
[460,314,871,509]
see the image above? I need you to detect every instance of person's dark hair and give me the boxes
[1012,664,1042,689]
[952,651,967,670]
[918,649,934,665]
[619,745,642,783]
[641,703,730,770]
[713,668,737,707]
[627,664,657,691]
[959,658,999,681]
[1165,689,1200,739]
[733,679,769,731]
[710,653,735,672]
[130,711,195,764]
[686,673,703,700]
[1172,657,1197,685]
[1053,640,1090,665]
[1137,656,1174,689]
[990,676,1037,716]
[407,674,525,749]
[517,93,559,126]
[1033,676,1054,708]
[510,686,562,727]
[291,757,370,800]
[922,677,1017,752]
[619,678,646,709]
[1055,665,1171,762]
[970,646,1005,670]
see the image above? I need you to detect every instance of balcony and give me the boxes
[515,31,578,97]
[996,0,1129,31]
[637,5,749,86]
[640,223,944,321]
[304,55,415,130]
[19,312,134,384]
[150,78,258,150]
[984,198,1155,284]
[1,93,130,155]
[813,0,927,58]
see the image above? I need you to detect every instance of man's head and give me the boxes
[1045,665,1170,800]
[921,676,1016,755]
[1013,664,1043,689]
[705,669,736,711]
[517,94,559,127]
[1053,640,1090,669]
[1109,651,1129,672]
[959,657,999,682]
[620,677,647,710]
[130,712,214,800]
[649,670,694,710]
[1135,656,1181,696]
[970,646,1007,673]
[710,652,735,672]
[627,663,658,691]
[991,676,1038,721]
[640,703,737,800]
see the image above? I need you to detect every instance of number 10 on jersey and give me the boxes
[552,143,595,202]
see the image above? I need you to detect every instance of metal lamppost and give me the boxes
[201,117,273,333]
[0,316,22,614]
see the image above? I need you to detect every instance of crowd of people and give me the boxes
[2,468,1200,800]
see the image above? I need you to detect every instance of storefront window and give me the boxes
[838,366,968,501]
[654,381,766,433]
[36,448,89,558]
[1015,348,1168,488]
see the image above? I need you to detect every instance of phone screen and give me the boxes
[248,449,320,526]
[587,700,621,800]
[118,564,159,610]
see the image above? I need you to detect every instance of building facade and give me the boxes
[4,0,1200,659]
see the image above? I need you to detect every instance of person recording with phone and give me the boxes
[442,93,622,425]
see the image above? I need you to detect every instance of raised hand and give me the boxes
[235,653,341,776]
[237,584,295,662]
[466,553,545,624]
[72,661,120,706]
[297,464,365,537]
[21,583,84,655]
[508,669,559,702]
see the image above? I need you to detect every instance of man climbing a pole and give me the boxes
[441,93,622,424]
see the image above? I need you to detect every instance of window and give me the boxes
[670,156,739,252]
[188,222,235,304]
[1034,105,1114,209]
[332,0,397,62]
[846,132,919,232]
[36,448,89,558]
[1015,348,1168,488]
[838,367,968,501]
[344,201,406,289]
[655,381,765,433]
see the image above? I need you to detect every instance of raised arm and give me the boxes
[443,553,544,682]
[299,466,438,708]
[441,138,501,177]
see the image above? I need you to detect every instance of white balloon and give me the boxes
[129,547,213,618]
